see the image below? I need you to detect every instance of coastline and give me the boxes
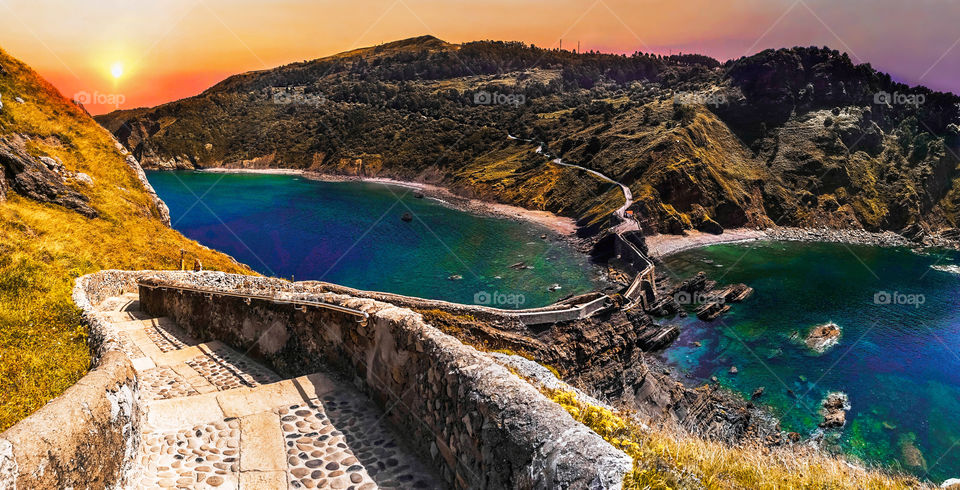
[194,167,578,236]
[646,226,926,259]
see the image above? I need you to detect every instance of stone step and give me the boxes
[95,295,445,489]
[139,372,442,489]
[98,293,139,313]
[101,309,153,323]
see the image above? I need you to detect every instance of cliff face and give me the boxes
[97,38,960,240]
[0,47,251,430]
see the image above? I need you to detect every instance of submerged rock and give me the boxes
[751,387,765,399]
[805,322,841,353]
[899,433,927,471]
[400,212,413,222]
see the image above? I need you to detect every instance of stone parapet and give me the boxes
[138,271,631,489]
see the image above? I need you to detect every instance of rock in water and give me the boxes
[401,212,413,222]
[751,387,765,399]
[819,392,849,429]
[695,300,730,321]
[805,322,841,353]
[447,274,462,281]
[729,366,738,374]
[413,191,424,199]
[899,433,927,471]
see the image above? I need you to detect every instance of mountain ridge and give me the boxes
[97,36,960,242]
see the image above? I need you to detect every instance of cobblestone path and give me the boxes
[97,294,444,489]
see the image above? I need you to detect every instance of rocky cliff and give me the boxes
[0,47,251,430]
[98,37,960,241]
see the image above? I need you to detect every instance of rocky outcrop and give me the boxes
[820,392,850,429]
[0,136,97,218]
[112,140,171,225]
[806,323,842,353]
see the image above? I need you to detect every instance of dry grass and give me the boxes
[546,388,930,489]
[0,47,251,431]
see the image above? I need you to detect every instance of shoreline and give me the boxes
[194,167,578,236]
[645,226,939,259]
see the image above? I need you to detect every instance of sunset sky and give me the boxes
[1,0,957,114]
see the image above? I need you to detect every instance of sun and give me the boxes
[110,62,124,80]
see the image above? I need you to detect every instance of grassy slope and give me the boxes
[547,388,927,489]
[0,48,252,431]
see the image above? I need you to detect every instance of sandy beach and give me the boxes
[195,167,578,235]
[645,228,768,258]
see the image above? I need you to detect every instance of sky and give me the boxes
[0,0,957,115]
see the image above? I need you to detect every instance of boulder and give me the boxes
[0,137,97,218]
[74,172,94,186]
[696,216,724,235]
[39,156,64,174]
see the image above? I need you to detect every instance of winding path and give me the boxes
[510,134,638,233]
[510,134,654,306]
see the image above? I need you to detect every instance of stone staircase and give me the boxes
[97,293,443,490]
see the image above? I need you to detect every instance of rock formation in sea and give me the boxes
[806,323,842,353]
[820,392,850,429]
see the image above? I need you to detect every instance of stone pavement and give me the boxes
[97,294,444,489]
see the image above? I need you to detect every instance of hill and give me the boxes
[98,36,960,241]
[0,47,251,430]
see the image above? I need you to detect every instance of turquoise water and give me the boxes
[146,171,601,308]
[662,241,960,480]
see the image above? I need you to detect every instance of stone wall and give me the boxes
[138,271,631,489]
[313,280,610,327]
[0,270,146,489]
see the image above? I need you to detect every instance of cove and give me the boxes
[661,241,960,480]
[145,171,601,308]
